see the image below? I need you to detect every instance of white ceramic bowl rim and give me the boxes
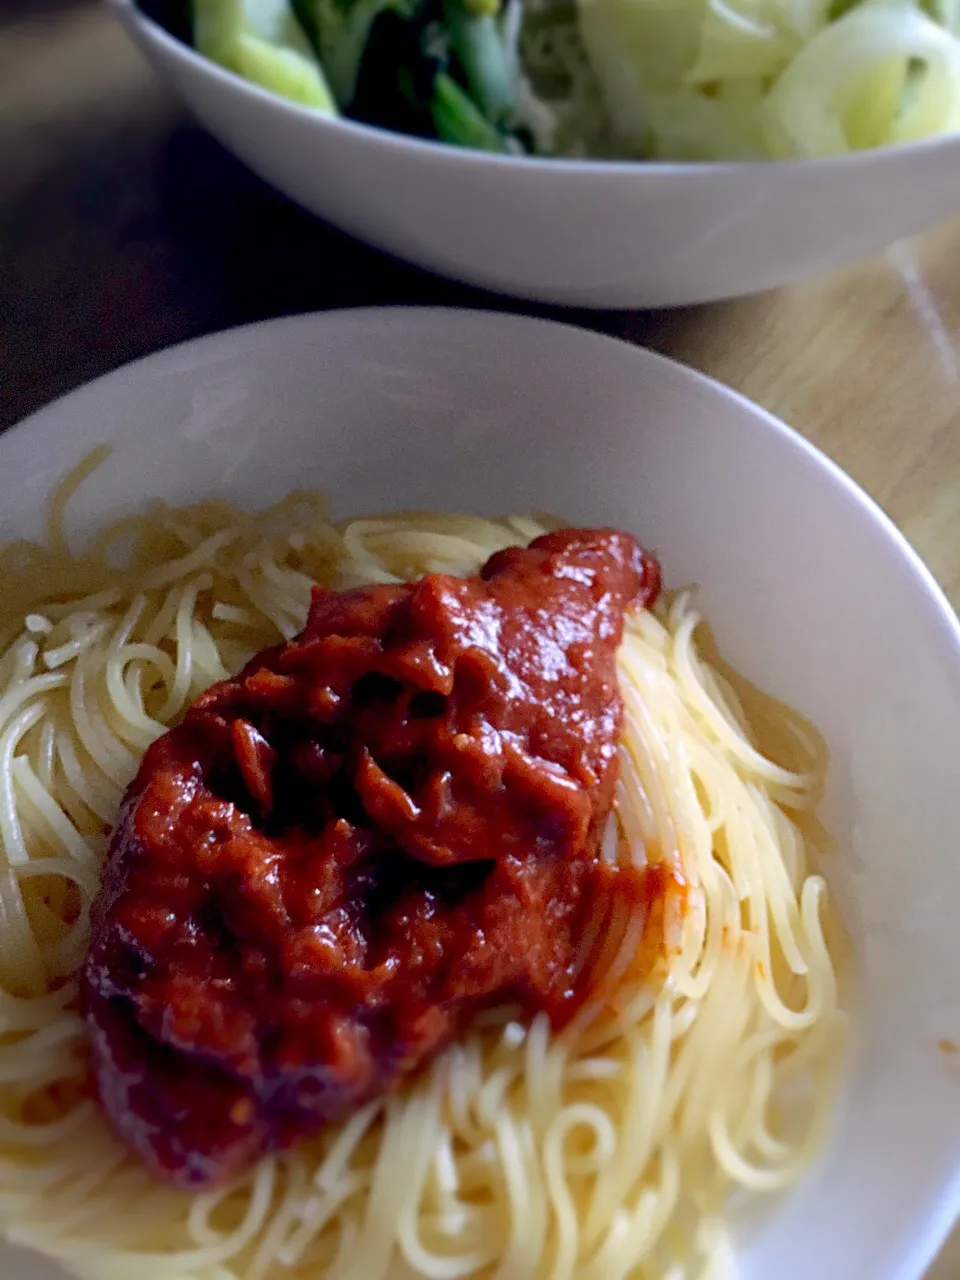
[114,0,960,177]
[13,305,959,620]
[12,304,960,641]
[12,306,960,697]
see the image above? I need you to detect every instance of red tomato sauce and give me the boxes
[82,527,664,1186]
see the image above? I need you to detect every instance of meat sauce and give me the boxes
[82,527,664,1187]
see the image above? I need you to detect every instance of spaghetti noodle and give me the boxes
[0,470,843,1280]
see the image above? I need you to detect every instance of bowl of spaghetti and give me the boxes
[1,308,959,1280]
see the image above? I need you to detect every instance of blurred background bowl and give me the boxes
[113,0,960,309]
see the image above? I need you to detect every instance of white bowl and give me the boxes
[3,308,960,1280]
[111,0,960,308]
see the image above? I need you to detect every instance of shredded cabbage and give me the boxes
[762,3,960,154]
[181,0,960,157]
[567,0,960,157]
[518,0,616,152]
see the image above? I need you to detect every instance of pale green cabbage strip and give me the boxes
[193,0,337,111]
[526,0,960,157]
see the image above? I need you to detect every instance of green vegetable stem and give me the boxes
[292,0,420,107]
[431,71,513,149]
[192,0,336,110]
[443,0,515,123]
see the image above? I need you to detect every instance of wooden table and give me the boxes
[3,3,960,1275]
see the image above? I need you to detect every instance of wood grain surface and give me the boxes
[2,3,960,1275]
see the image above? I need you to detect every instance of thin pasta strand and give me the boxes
[0,488,843,1280]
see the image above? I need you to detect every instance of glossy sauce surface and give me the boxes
[82,528,663,1186]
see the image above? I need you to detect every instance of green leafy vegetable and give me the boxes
[292,0,421,106]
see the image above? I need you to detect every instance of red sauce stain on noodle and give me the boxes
[81,528,668,1187]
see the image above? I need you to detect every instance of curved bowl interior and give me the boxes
[111,0,960,307]
[3,309,960,1279]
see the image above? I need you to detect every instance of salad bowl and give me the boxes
[115,4,960,311]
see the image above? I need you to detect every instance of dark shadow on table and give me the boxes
[1,107,708,430]
[0,0,94,28]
